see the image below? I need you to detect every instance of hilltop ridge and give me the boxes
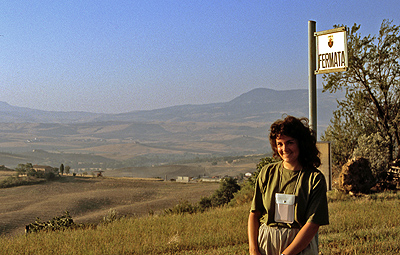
[0,88,343,124]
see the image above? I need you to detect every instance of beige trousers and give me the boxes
[258,224,319,255]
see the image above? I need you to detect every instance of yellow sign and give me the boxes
[315,27,347,74]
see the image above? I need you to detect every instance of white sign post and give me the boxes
[315,27,348,74]
[309,23,348,190]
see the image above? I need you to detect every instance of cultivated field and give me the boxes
[102,158,259,179]
[0,121,270,170]
[0,175,220,237]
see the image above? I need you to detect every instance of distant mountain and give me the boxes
[0,101,103,123]
[0,88,343,127]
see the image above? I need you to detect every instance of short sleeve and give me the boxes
[250,173,266,213]
[305,172,329,226]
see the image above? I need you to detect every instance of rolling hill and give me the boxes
[0,88,343,173]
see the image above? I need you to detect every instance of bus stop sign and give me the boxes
[315,27,347,74]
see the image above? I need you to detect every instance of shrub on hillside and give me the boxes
[44,171,57,181]
[102,209,118,224]
[165,177,241,215]
[198,197,212,212]
[26,211,75,233]
[228,183,255,206]
[210,177,241,207]
[0,176,26,188]
[0,176,44,189]
[165,200,197,215]
[25,211,95,234]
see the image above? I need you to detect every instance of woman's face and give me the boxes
[276,134,300,170]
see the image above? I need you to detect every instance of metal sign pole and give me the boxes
[308,20,317,136]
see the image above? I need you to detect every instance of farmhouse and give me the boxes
[32,165,56,173]
[176,176,190,183]
[200,176,220,182]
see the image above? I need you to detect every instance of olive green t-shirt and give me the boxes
[250,161,329,228]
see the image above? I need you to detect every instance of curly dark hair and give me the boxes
[269,115,321,168]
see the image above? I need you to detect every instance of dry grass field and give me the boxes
[0,170,15,181]
[0,175,220,237]
[1,189,399,254]
[102,157,259,179]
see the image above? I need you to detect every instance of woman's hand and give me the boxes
[248,211,262,255]
[282,222,320,255]
[249,248,262,255]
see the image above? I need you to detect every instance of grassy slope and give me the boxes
[1,192,399,254]
[319,192,400,254]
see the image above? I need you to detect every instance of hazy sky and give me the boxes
[0,1,399,113]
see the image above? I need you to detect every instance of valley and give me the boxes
[0,88,343,179]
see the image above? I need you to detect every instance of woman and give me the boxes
[248,116,329,255]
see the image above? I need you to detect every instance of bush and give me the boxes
[198,196,212,212]
[26,211,75,233]
[102,209,118,224]
[0,176,44,189]
[210,177,241,207]
[0,176,22,188]
[45,171,57,181]
[164,200,197,215]
[229,183,255,206]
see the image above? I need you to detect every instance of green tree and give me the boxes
[352,132,391,179]
[322,20,400,174]
[210,177,241,207]
[65,165,71,175]
[15,163,35,177]
[60,164,64,175]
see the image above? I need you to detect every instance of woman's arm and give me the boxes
[248,211,262,255]
[282,222,319,255]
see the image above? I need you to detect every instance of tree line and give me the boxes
[321,20,400,187]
